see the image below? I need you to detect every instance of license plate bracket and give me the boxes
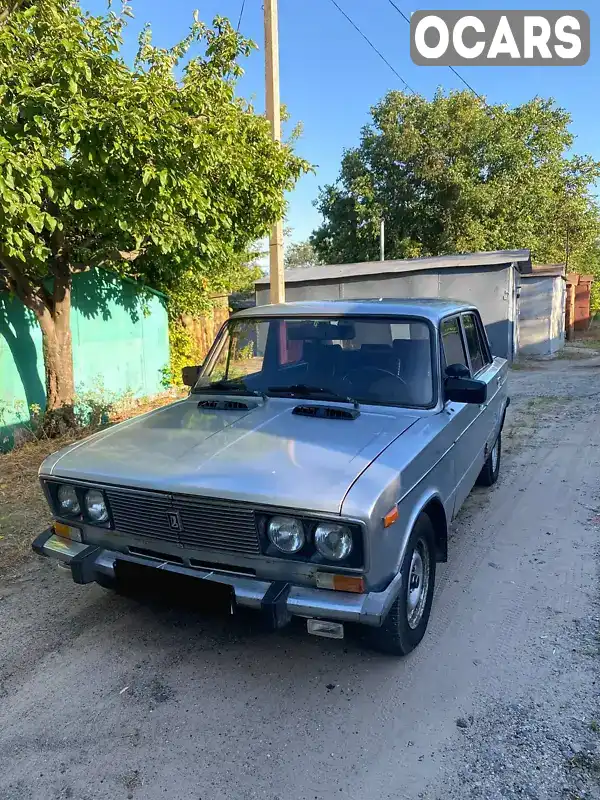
[114,559,235,615]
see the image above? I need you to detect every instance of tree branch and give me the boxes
[0,247,53,316]
[0,268,10,293]
[69,247,144,272]
[0,0,31,27]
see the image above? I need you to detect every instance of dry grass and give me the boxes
[0,389,186,575]
[0,436,75,573]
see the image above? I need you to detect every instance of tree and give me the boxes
[311,90,600,268]
[0,0,307,427]
[284,238,322,269]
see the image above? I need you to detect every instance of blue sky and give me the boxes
[85,0,599,246]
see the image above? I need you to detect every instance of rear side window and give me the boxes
[441,317,467,369]
[462,313,490,373]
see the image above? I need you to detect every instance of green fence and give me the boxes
[0,269,169,449]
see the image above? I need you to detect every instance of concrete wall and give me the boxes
[0,269,169,449]
[519,276,565,356]
[256,264,517,360]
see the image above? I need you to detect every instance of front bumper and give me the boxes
[33,529,400,628]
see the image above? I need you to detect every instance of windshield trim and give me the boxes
[193,314,439,411]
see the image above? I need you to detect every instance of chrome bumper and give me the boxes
[33,530,401,628]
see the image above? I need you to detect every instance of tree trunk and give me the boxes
[0,252,77,433]
[32,273,76,432]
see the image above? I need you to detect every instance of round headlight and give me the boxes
[57,484,80,516]
[84,489,109,523]
[268,516,305,554]
[314,522,353,561]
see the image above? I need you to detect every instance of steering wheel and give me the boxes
[341,365,407,386]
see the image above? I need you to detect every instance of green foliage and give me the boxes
[0,1,307,276]
[74,377,133,427]
[0,398,43,450]
[284,239,322,269]
[164,319,198,388]
[160,241,263,387]
[312,90,600,270]
[0,0,308,408]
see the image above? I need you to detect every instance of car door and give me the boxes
[461,310,506,469]
[440,316,480,516]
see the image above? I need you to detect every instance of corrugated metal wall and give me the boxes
[256,265,515,360]
[519,276,565,356]
[0,269,169,448]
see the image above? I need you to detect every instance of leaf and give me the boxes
[44,214,57,233]
[69,78,77,94]
[73,199,83,210]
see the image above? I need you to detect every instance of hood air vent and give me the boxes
[197,399,250,411]
[292,405,359,420]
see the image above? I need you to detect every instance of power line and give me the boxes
[237,0,246,31]
[384,0,486,104]
[386,0,410,25]
[446,65,486,103]
[327,0,416,94]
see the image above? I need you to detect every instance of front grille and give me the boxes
[105,488,261,556]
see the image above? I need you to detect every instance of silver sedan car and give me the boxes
[33,299,509,655]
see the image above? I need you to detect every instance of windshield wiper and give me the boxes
[268,384,359,408]
[193,379,266,400]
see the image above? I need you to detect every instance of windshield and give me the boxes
[194,316,434,408]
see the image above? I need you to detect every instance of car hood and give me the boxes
[41,397,419,513]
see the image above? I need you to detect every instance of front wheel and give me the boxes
[369,514,436,656]
[477,432,501,487]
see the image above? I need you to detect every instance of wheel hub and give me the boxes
[406,540,430,629]
[491,440,499,472]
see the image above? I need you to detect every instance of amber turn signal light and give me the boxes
[53,521,82,542]
[383,506,399,528]
[316,573,365,593]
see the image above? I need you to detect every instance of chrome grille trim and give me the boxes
[104,488,261,556]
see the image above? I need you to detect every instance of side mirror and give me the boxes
[181,365,202,387]
[444,364,487,405]
[445,363,470,379]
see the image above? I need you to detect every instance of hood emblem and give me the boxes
[167,511,182,532]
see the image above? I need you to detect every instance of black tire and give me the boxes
[477,432,501,487]
[369,513,436,656]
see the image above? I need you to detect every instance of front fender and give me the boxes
[394,487,448,575]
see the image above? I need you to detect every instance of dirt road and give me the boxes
[1,361,599,800]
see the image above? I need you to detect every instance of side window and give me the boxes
[462,313,487,374]
[475,313,492,365]
[441,317,468,369]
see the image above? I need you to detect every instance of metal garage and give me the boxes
[519,265,566,357]
[255,249,532,361]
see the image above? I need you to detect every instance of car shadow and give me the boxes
[85,570,403,674]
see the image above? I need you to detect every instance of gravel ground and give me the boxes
[0,358,599,800]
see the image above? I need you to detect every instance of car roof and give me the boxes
[231,298,477,324]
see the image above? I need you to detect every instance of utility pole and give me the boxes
[264,0,285,304]
[380,219,385,262]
